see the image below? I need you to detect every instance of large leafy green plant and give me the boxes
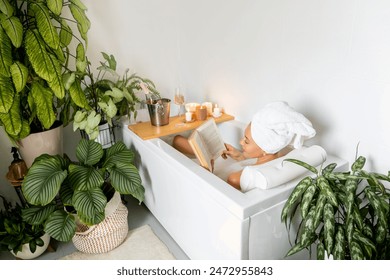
[0,0,90,142]
[72,52,159,139]
[0,195,45,254]
[20,139,144,242]
[281,155,390,260]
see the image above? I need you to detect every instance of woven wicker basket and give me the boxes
[72,192,128,254]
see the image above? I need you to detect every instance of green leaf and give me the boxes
[0,74,14,113]
[72,188,107,225]
[0,26,12,77]
[76,139,104,166]
[10,61,28,93]
[333,226,345,260]
[69,78,90,109]
[59,19,73,47]
[1,16,23,48]
[350,241,364,260]
[25,29,64,98]
[351,156,366,172]
[68,164,104,191]
[283,158,318,174]
[31,3,60,50]
[21,205,57,225]
[47,0,63,15]
[69,3,90,42]
[281,176,312,223]
[31,81,56,129]
[0,0,14,15]
[0,92,21,137]
[22,156,68,206]
[317,176,338,207]
[44,210,76,242]
[323,203,335,254]
[70,0,88,10]
[317,242,325,260]
[321,163,337,175]
[300,184,317,219]
[108,162,144,203]
[103,141,135,168]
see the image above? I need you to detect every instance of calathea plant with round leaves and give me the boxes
[20,139,144,242]
[281,155,390,260]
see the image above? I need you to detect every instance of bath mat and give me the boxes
[60,225,176,260]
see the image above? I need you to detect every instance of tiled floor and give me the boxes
[0,196,189,260]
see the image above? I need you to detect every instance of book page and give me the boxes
[197,119,226,160]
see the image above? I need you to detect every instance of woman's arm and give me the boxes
[227,170,242,190]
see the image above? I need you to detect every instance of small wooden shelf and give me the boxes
[128,113,234,140]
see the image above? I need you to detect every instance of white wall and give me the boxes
[1,0,389,201]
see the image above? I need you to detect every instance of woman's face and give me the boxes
[240,124,265,159]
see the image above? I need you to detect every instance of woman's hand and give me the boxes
[223,143,245,161]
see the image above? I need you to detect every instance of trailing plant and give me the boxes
[0,195,45,254]
[72,52,160,139]
[0,0,90,142]
[20,139,144,242]
[281,155,390,260]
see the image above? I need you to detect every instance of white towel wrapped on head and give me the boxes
[250,101,316,154]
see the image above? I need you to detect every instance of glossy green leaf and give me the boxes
[44,210,76,242]
[323,203,335,254]
[21,204,57,225]
[108,162,144,203]
[69,78,90,109]
[0,27,12,77]
[59,19,73,47]
[300,184,317,219]
[69,3,90,42]
[0,74,14,113]
[1,16,23,48]
[76,139,104,166]
[22,156,67,206]
[31,3,60,50]
[10,61,28,93]
[68,164,104,191]
[103,141,135,168]
[283,158,318,174]
[72,188,107,225]
[0,0,14,15]
[31,81,56,129]
[333,226,345,260]
[47,0,63,15]
[0,93,22,137]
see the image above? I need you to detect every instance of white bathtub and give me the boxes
[122,118,348,260]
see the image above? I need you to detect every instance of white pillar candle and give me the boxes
[213,107,220,115]
[185,111,193,122]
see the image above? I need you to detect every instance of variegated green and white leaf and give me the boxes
[317,242,325,260]
[350,240,364,260]
[283,158,318,174]
[323,203,335,254]
[300,184,317,219]
[333,226,345,260]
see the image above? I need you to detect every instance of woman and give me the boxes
[173,101,316,191]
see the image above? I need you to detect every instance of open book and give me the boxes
[188,118,226,172]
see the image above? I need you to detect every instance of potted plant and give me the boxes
[0,0,90,165]
[0,195,49,259]
[20,138,144,247]
[72,52,160,141]
[281,155,390,260]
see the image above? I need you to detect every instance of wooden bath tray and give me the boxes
[128,113,234,140]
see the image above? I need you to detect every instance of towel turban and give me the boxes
[250,101,316,154]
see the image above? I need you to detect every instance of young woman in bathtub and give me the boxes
[173,101,316,191]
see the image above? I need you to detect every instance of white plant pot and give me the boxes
[18,123,63,168]
[11,233,51,260]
